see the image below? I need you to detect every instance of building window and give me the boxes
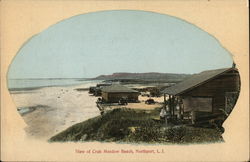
[183,97,212,112]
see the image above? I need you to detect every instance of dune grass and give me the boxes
[49,108,223,144]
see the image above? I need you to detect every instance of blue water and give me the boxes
[7,78,96,90]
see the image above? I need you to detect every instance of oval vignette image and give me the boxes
[7,10,240,143]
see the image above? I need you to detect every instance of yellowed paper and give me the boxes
[1,0,249,161]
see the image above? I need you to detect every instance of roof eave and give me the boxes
[161,67,235,96]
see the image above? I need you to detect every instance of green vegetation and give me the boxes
[49,108,223,144]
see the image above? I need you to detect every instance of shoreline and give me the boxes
[9,80,165,140]
[7,79,104,92]
[10,83,101,140]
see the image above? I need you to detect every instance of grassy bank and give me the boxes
[49,108,223,144]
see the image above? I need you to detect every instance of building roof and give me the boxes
[101,84,139,93]
[162,68,236,95]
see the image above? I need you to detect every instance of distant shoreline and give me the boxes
[7,79,103,92]
[8,83,88,92]
[8,78,92,80]
[8,87,44,92]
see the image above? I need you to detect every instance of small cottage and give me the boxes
[162,67,240,124]
[89,83,112,96]
[101,84,140,103]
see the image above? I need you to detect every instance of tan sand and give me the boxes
[10,83,167,140]
[10,83,100,140]
[103,96,165,110]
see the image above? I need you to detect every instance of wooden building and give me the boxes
[101,84,140,103]
[162,67,240,124]
[89,83,112,96]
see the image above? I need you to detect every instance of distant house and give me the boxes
[89,83,112,96]
[162,67,240,124]
[101,84,140,103]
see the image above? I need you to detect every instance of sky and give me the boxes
[8,10,233,79]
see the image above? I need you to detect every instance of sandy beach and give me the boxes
[10,81,166,141]
[10,83,101,140]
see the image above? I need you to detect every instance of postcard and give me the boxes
[1,0,249,161]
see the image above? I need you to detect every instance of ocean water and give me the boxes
[7,78,99,90]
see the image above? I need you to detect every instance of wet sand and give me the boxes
[10,83,100,140]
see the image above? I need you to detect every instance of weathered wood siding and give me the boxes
[212,95,226,112]
[181,70,240,112]
[182,97,212,112]
[102,92,109,101]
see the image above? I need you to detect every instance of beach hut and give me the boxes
[90,83,112,96]
[161,67,240,124]
[101,84,140,103]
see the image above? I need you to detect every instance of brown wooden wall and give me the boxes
[181,70,240,112]
[102,92,109,101]
[212,95,226,112]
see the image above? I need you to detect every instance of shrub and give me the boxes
[49,108,223,144]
